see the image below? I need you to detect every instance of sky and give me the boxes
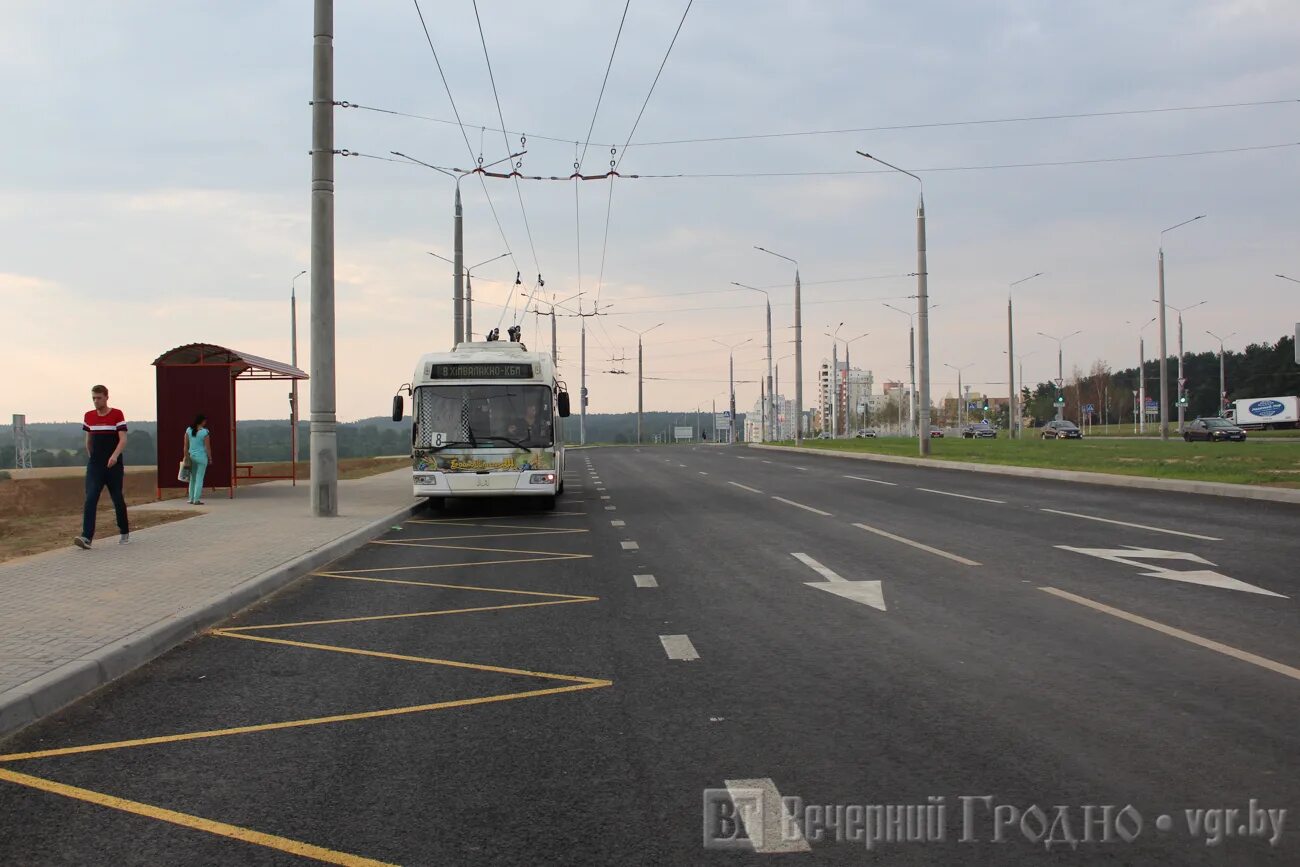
[2,0,1298,423]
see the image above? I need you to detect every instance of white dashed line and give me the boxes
[1040,508,1222,541]
[635,574,658,588]
[728,481,763,494]
[852,522,981,566]
[698,471,709,475]
[793,466,808,471]
[843,474,897,486]
[771,496,832,517]
[621,541,639,550]
[600,495,611,500]
[610,519,625,527]
[605,505,617,510]
[722,779,811,853]
[916,487,1006,504]
[659,634,700,660]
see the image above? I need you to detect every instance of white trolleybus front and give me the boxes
[392,336,571,509]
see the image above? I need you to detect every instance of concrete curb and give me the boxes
[747,444,1300,504]
[0,500,424,742]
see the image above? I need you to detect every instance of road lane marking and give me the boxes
[621,541,639,550]
[793,466,808,471]
[659,634,700,660]
[611,520,625,527]
[772,496,832,517]
[843,474,897,486]
[761,460,773,464]
[916,487,1006,504]
[699,471,709,475]
[722,778,812,853]
[852,522,981,566]
[635,574,658,588]
[600,495,611,500]
[605,505,617,510]
[728,482,763,494]
[679,463,688,468]
[791,553,844,582]
[1040,587,1300,682]
[1040,508,1222,541]
[0,768,397,867]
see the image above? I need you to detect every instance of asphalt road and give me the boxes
[1,445,1297,864]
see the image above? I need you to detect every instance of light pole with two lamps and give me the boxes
[619,322,664,444]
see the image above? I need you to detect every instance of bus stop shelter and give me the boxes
[153,343,308,498]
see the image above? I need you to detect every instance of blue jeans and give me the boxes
[83,461,129,540]
[188,457,208,502]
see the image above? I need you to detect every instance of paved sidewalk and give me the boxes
[0,469,419,739]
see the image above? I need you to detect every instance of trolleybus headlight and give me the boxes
[414,473,438,485]
[529,473,556,485]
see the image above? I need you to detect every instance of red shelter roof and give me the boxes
[152,343,307,381]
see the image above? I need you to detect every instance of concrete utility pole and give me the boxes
[882,303,925,437]
[569,301,611,445]
[1006,273,1043,439]
[453,186,464,344]
[309,0,338,517]
[1134,318,1155,433]
[714,338,751,444]
[429,251,508,342]
[755,248,802,443]
[1169,300,1206,431]
[620,322,663,444]
[1157,215,1206,440]
[731,282,774,442]
[857,151,930,455]
[944,362,973,428]
[291,269,306,478]
[1205,329,1236,417]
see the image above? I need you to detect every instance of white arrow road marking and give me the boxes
[722,779,811,853]
[1056,546,1287,597]
[792,553,887,611]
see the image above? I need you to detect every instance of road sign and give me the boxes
[1083,403,1095,413]
[673,426,693,442]
[1145,399,1158,410]
[967,402,978,411]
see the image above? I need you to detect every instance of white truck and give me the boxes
[1225,396,1299,430]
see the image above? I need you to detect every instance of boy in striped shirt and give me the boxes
[74,384,131,549]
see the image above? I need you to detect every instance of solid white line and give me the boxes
[621,541,639,550]
[916,487,1006,504]
[635,574,658,588]
[610,520,625,527]
[772,496,832,517]
[843,474,897,486]
[1039,508,1222,541]
[728,481,763,494]
[723,779,811,853]
[1041,587,1300,682]
[791,553,845,583]
[852,522,981,566]
[660,634,699,660]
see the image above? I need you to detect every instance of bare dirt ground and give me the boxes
[0,457,408,562]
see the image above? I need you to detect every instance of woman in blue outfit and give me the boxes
[185,414,212,504]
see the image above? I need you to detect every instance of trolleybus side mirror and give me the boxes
[557,391,571,418]
[392,394,404,422]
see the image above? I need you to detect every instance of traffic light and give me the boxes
[1054,393,1065,406]
[1177,393,1189,407]
[982,399,990,412]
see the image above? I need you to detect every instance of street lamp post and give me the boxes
[826,329,869,436]
[1157,215,1206,440]
[858,151,930,456]
[731,282,775,442]
[881,303,939,437]
[290,269,307,483]
[1038,330,1082,421]
[1163,299,1206,431]
[713,338,752,444]
[619,322,664,444]
[755,247,802,444]
[1006,272,1044,439]
[1129,317,1156,432]
[428,251,509,341]
[1205,329,1236,417]
[943,363,974,429]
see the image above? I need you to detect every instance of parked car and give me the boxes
[816,432,833,440]
[1183,417,1247,442]
[930,427,945,438]
[1041,420,1082,440]
[855,429,878,438]
[962,423,997,439]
